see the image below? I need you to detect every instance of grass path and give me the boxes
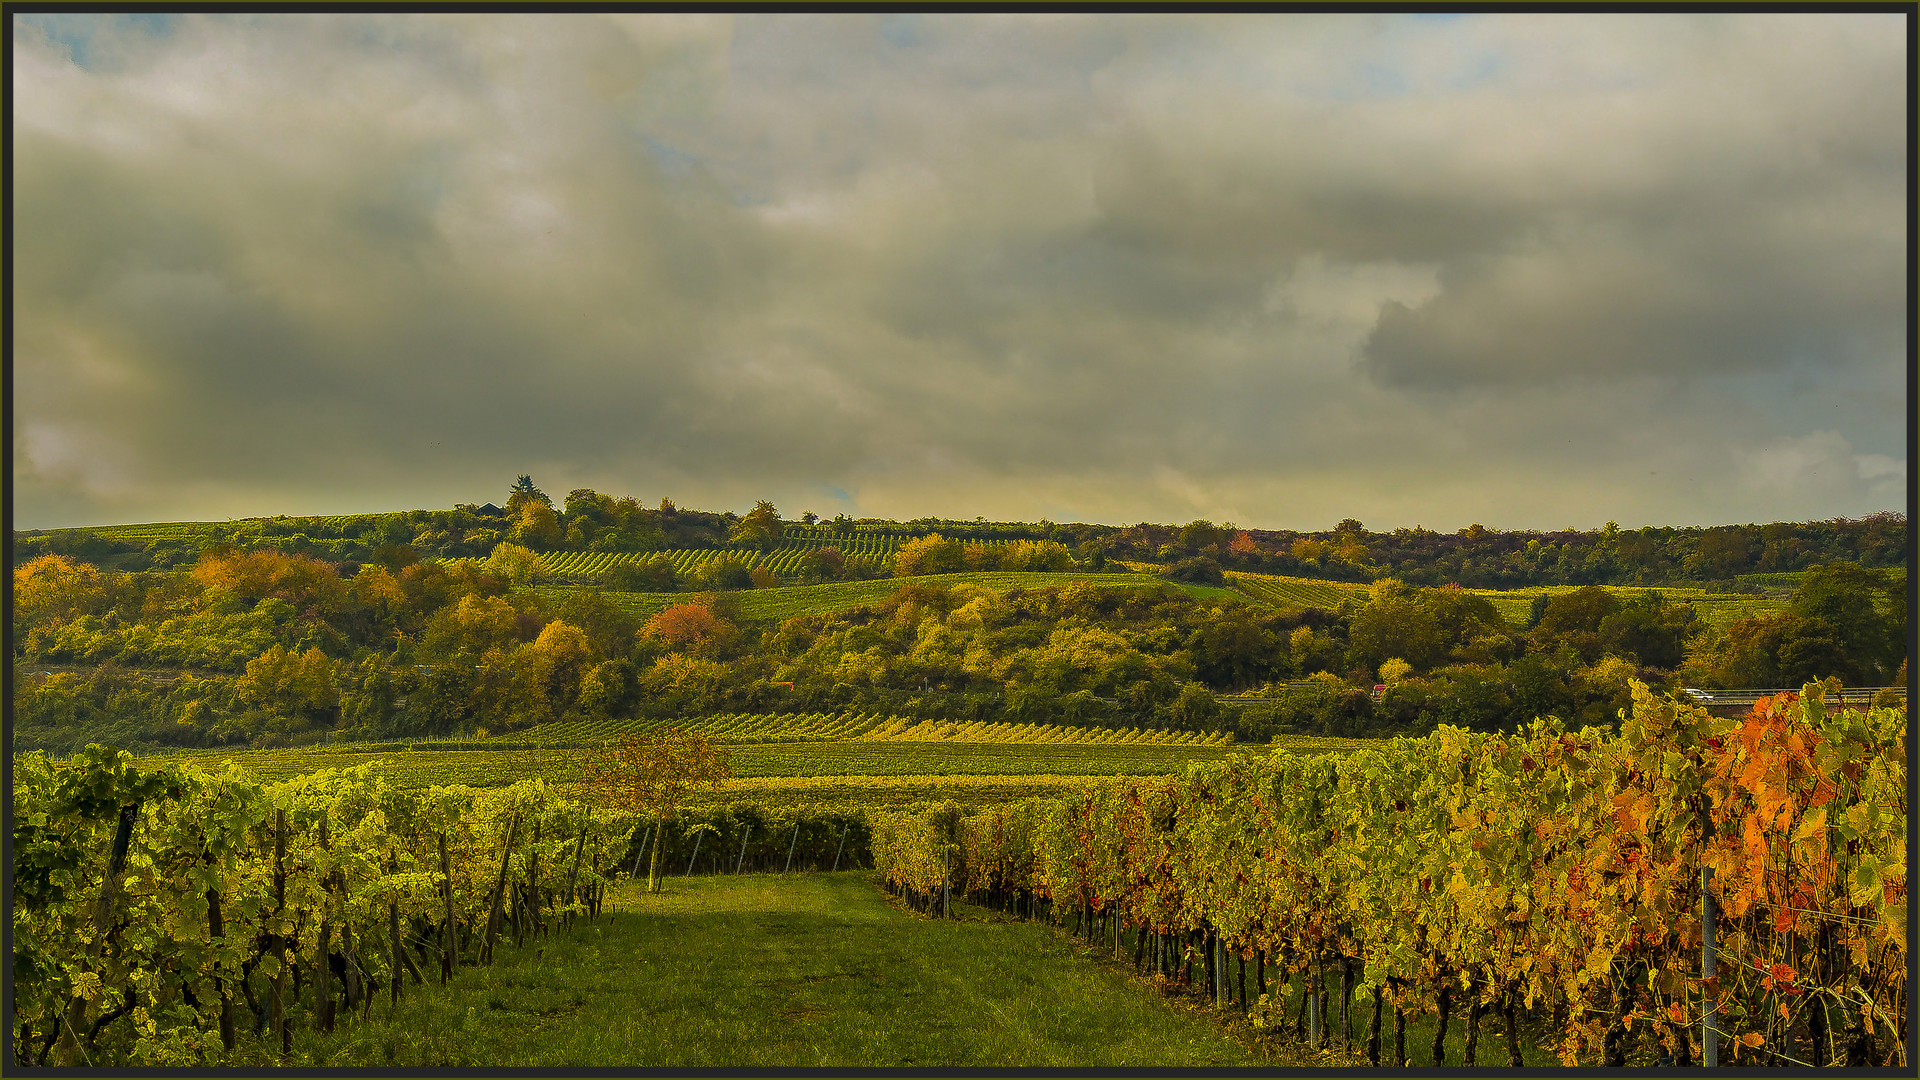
[290,872,1270,1067]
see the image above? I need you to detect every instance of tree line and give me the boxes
[14,478,1903,592]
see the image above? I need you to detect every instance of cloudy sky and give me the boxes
[11,12,1909,532]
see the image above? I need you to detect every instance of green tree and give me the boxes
[1789,562,1904,684]
[1347,579,1444,673]
[800,546,847,583]
[507,475,549,512]
[1179,520,1229,552]
[729,500,784,551]
[1528,586,1621,663]
[1169,681,1222,731]
[1192,608,1276,690]
[1597,594,1694,670]
[1687,526,1753,578]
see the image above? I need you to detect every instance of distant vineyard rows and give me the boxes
[446,528,1014,579]
[500,712,1233,748]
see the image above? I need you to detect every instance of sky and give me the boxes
[10,12,1910,532]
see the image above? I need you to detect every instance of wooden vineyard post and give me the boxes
[784,821,801,874]
[340,923,363,1015]
[484,812,520,965]
[439,832,455,983]
[1309,949,1321,1048]
[564,825,586,929]
[736,825,752,874]
[1703,865,1718,1067]
[390,848,402,1007]
[528,821,542,940]
[1216,935,1224,1009]
[832,823,848,872]
[206,875,236,1050]
[272,809,290,1057]
[317,815,335,1033]
[56,801,143,1066]
[685,828,705,877]
[630,825,652,882]
[942,845,951,918]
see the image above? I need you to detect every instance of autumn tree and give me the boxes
[418,593,524,665]
[894,534,964,576]
[13,555,108,635]
[233,644,341,738]
[192,548,346,615]
[509,501,563,551]
[484,541,548,586]
[584,729,731,892]
[642,601,737,657]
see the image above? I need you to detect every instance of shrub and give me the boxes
[1166,556,1225,586]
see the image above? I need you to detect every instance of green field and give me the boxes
[1460,583,1786,629]
[1224,570,1785,629]
[265,872,1275,1067]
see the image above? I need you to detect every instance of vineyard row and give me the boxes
[869,682,1907,1068]
[10,750,858,1067]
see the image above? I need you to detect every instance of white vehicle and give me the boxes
[1682,688,1714,702]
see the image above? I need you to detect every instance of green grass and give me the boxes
[266,872,1267,1067]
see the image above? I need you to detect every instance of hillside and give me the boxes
[11,494,1906,757]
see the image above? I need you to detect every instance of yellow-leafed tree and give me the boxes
[584,728,731,892]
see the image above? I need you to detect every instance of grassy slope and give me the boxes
[279,873,1269,1068]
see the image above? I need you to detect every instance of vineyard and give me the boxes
[869,682,1908,1067]
[451,527,932,581]
[858,717,1233,746]
[12,750,638,1065]
[500,711,892,744]
[1225,572,1368,609]
[497,711,1235,748]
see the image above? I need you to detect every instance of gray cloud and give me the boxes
[10,12,1907,532]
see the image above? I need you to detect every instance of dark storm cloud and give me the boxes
[11,12,1907,531]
